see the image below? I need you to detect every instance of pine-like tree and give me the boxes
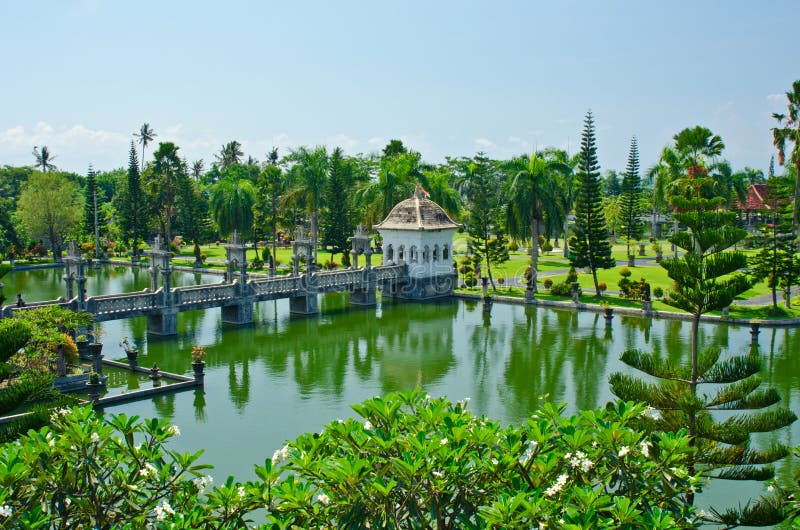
[570,111,615,296]
[84,165,98,242]
[176,177,212,268]
[750,176,799,310]
[118,142,148,261]
[620,136,644,264]
[610,176,797,526]
[465,153,506,290]
[321,147,354,266]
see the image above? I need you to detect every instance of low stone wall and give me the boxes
[453,292,800,328]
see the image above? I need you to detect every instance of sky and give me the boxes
[0,1,797,176]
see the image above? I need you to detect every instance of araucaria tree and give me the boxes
[147,142,185,247]
[570,111,614,296]
[750,176,799,310]
[620,136,644,264]
[610,176,797,526]
[321,147,354,265]
[118,142,148,261]
[465,153,507,289]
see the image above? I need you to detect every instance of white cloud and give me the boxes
[367,136,385,146]
[326,134,360,150]
[767,93,784,102]
[474,137,496,150]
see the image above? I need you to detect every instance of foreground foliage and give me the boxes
[0,390,703,529]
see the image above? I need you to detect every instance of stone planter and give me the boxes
[603,307,614,326]
[125,349,139,368]
[627,255,635,267]
[192,360,206,384]
[76,339,90,359]
[86,381,102,401]
[638,243,646,256]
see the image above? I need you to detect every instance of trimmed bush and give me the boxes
[543,278,554,290]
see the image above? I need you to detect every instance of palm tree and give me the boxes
[772,79,800,230]
[505,153,557,297]
[673,126,724,175]
[419,166,461,219]
[216,141,244,169]
[646,146,685,241]
[191,160,205,181]
[284,146,330,265]
[356,151,421,226]
[134,123,157,173]
[150,142,183,246]
[210,178,256,239]
[32,146,57,172]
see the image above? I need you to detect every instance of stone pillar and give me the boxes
[365,249,373,270]
[76,260,87,311]
[64,273,75,300]
[221,302,254,325]
[351,250,359,270]
[147,309,178,336]
[604,307,614,327]
[292,254,300,276]
[160,253,172,305]
[750,321,761,345]
[290,294,319,315]
[571,282,580,304]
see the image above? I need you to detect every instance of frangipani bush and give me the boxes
[0,390,703,529]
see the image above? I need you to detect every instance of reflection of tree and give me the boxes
[228,360,250,412]
[467,306,508,413]
[152,392,175,418]
[193,389,207,422]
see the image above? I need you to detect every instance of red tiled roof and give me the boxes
[737,184,771,211]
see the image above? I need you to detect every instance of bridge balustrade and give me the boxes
[373,264,406,281]
[310,269,363,290]
[87,292,157,316]
[173,283,238,306]
[250,276,301,296]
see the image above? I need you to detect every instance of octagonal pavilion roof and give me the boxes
[374,188,460,231]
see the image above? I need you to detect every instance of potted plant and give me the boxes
[86,370,102,401]
[75,334,90,358]
[119,336,139,368]
[191,346,206,383]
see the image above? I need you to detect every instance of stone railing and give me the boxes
[1,298,69,318]
[173,283,237,306]
[249,276,301,296]
[309,269,364,290]
[373,264,406,281]
[86,292,157,316]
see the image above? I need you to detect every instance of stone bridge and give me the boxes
[1,229,454,336]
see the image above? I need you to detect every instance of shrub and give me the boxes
[200,252,207,263]
[566,266,578,284]
[541,240,553,253]
[507,240,519,252]
[653,286,664,299]
[619,266,632,278]
[543,278,554,290]
[0,393,701,528]
[497,276,505,285]
[464,272,477,288]
[550,282,576,297]
[598,281,607,292]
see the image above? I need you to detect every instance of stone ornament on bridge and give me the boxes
[291,225,314,276]
[224,230,248,292]
[350,223,373,270]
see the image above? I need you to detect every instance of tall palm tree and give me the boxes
[134,123,157,173]
[356,151,421,226]
[772,79,800,230]
[646,145,685,240]
[284,146,330,265]
[210,178,256,238]
[191,160,205,181]
[505,153,569,296]
[216,141,244,169]
[419,166,461,219]
[150,142,183,246]
[673,126,724,175]
[32,146,57,172]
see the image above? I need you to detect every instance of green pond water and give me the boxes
[3,265,799,517]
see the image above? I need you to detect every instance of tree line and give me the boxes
[2,86,799,298]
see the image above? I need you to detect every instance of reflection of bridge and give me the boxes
[2,229,456,336]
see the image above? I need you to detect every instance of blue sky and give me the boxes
[0,1,797,175]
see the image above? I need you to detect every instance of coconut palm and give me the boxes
[31,146,57,172]
[284,146,330,265]
[646,146,687,243]
[216,141,244,170]
[505,152,570,296]
[419,166,461,219]
[673,126,725,174]
[356,151,420,226]
[210,178,256,239]
[134,123,157,173]
[772,79,800,230]
[191,160,205,181]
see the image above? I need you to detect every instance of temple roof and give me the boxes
[737,184,772,211]
[374,189,460,231]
